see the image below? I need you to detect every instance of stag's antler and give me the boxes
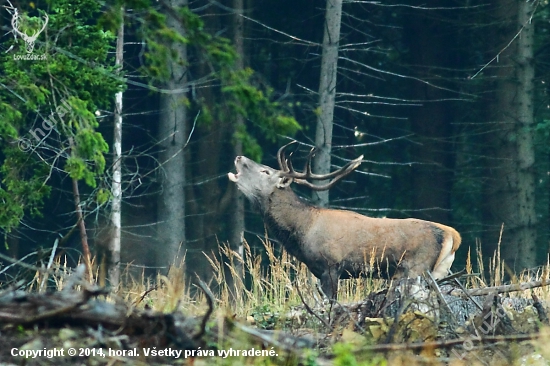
[277,141,363,191]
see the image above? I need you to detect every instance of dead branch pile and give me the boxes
[0,265,197,350]
[284,273,550,361]
[0,264,548,365]
[0,265,316,365]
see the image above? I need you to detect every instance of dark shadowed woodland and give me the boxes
[0,0,550,365]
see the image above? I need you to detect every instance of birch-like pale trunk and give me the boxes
[312,0,342,207]
[109,7,124,288]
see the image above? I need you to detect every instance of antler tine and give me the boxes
[286,152,296,174]
[276,141,363,190]
[276,140,296,172]
[286,153,363,181]
[293,155,364,191]
[304,147,315,176]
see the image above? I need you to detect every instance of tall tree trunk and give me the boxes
[312,0,342,207]
[230,0,245,269]
[483,0,537,271]
[511,0,537,269]
[185,5,223,281]
[109,7,124,288]
[72,178,92,281]
[192,121,223,279]
[157,0,188,269]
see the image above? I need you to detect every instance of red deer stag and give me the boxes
[228,141,461,299]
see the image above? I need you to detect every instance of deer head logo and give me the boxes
[10,8,49,54]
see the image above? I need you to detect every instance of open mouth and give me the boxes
[228,157,241,182]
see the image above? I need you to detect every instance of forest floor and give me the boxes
[0,241,549,365]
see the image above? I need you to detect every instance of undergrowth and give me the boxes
[2,238,550,366]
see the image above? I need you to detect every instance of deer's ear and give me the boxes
[276,176,293,188]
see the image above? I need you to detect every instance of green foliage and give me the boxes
[95,188,110,205]
[0,103,21,138]
[127,2,300,160]
[332,343,388,366]
[137,7,191,81]
[234,128,264,162]
[333,343,359,366]
[62,97,109,187]
[0,147,51,231]
[222,67,302,160]
[250,304,280,330]
[0,0,122,231]
[535,119,550,148]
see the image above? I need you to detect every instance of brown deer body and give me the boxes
[228,142,461,299]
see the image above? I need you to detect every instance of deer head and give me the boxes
[228,141,363,206]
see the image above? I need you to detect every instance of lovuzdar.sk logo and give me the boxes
[4,0,48,59]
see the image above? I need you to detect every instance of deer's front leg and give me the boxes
[320,265,342,300]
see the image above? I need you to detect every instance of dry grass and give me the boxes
[111,240,400,321]
[9,235,549,321]
[2,237,550,365]
[464,238,550,304]
[117,240,327,318]
[99,236,550,328]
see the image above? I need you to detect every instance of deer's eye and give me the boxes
[260,169,270,175]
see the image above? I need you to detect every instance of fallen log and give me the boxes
[449,280,550,298]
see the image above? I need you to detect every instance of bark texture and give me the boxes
[109,7,124,287]
[312,0,342,207]
[156,0,188,269]
[483,0,537,271]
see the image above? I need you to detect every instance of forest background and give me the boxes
[0,0,548,286]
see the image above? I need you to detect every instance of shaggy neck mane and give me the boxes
[261,187,315,260]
